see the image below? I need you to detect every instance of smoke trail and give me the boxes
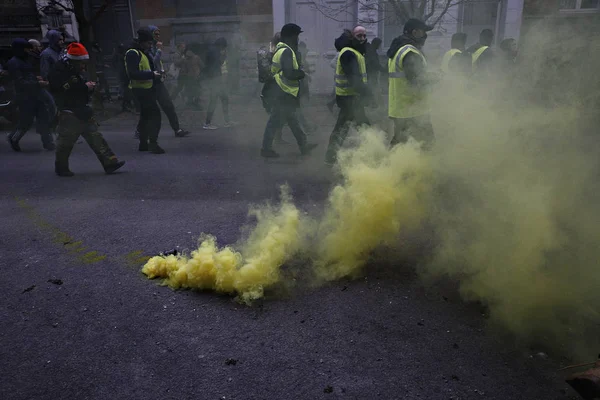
[313,130,431,282]
[143,186,306,304]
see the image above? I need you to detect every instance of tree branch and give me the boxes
[91,0,115,24]
[45,0,75,13]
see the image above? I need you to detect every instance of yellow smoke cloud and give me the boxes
[143,22,600,357]
[143,186,305,304]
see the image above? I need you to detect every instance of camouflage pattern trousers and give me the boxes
[55,112,118,168]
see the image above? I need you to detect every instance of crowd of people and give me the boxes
[258,20,517,163]
[0,20,518,176]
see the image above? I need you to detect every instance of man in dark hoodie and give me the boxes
[140,25,189,138]
[467,29,494,79]
[260,23,317,158]
[324,25,372,165]
[40,30,64,80]
[126,27,165,154]
[49,43,125,177]
[6,39,54,151]
[387,18,434,148]
[203,37,232,130]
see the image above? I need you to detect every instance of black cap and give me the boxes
[137,27,154,43]
[403,19,434,34]
[281,23,303,38]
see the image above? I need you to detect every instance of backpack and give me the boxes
[257,46,273,83]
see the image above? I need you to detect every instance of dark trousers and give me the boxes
[390,115,434,149]
[206,77,229,124]
[325,96,370,162]
[155,81,179,132]
[55,112,117,168]
[262,94,307,151]
[136,82,178,132]
[133,87,161,144]
[10,96,53,146]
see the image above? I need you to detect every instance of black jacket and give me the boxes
[204,42,226,79]
[125,44,156,84]
[387,34,427,87]
[48,57,93,120]
[262,41,306,105]
[335,35,370,97]
[6,39,41,100]
[467,43,494,75]
[365,42,385,76]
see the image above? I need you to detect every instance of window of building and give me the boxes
[559,0,600,10]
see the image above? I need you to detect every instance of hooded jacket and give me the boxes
[387,34,427,86]
[40,30,63,79]
[125,39,157,85]
[147,25,163,69]
[6,39,40,100]
[335,34,370,97]
[204,38,228,79]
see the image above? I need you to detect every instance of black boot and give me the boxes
[138,132,148,151]
[55,161,74,177]
[261,148,280,158]
[300,143,318,156]
[104,160,126,174]
[148,143,165,154]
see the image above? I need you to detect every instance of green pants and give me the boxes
[55,112,117,168]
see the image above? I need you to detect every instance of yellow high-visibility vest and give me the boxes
[271,42,300,97]
[125,49,153,89]
[334,47,367,96]
[388,44,428,119]
[441,48,461,73]
[471,45,489,69]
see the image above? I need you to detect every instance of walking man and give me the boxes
[203,38,233,130]
[260,24,317,158]
[6,39,54,151]
[324,26,372,165]
[126,28,166,154]
[141,25,189,137]
[49,43,125,177]
[387,19,435,148]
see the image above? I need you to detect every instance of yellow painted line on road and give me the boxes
[14,197,155,268]
[15,197,109,265]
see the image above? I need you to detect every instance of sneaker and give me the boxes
[260,149,280,158]
[148,143,166,154]
[223,121,237,128]
[174,129,190,137]
[104,160,126,174]
[203,123,218,130]
[300,143,318,156]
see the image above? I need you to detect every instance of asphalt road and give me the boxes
[0,98,580,400]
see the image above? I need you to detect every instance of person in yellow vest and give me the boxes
[441,32,471,77]
[467,29,494,79]
[324,26,372,165]
[387,18,435,147]
[260,23,318,158]
[126,27,165,154]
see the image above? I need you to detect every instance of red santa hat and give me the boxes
[66,43,89,60]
